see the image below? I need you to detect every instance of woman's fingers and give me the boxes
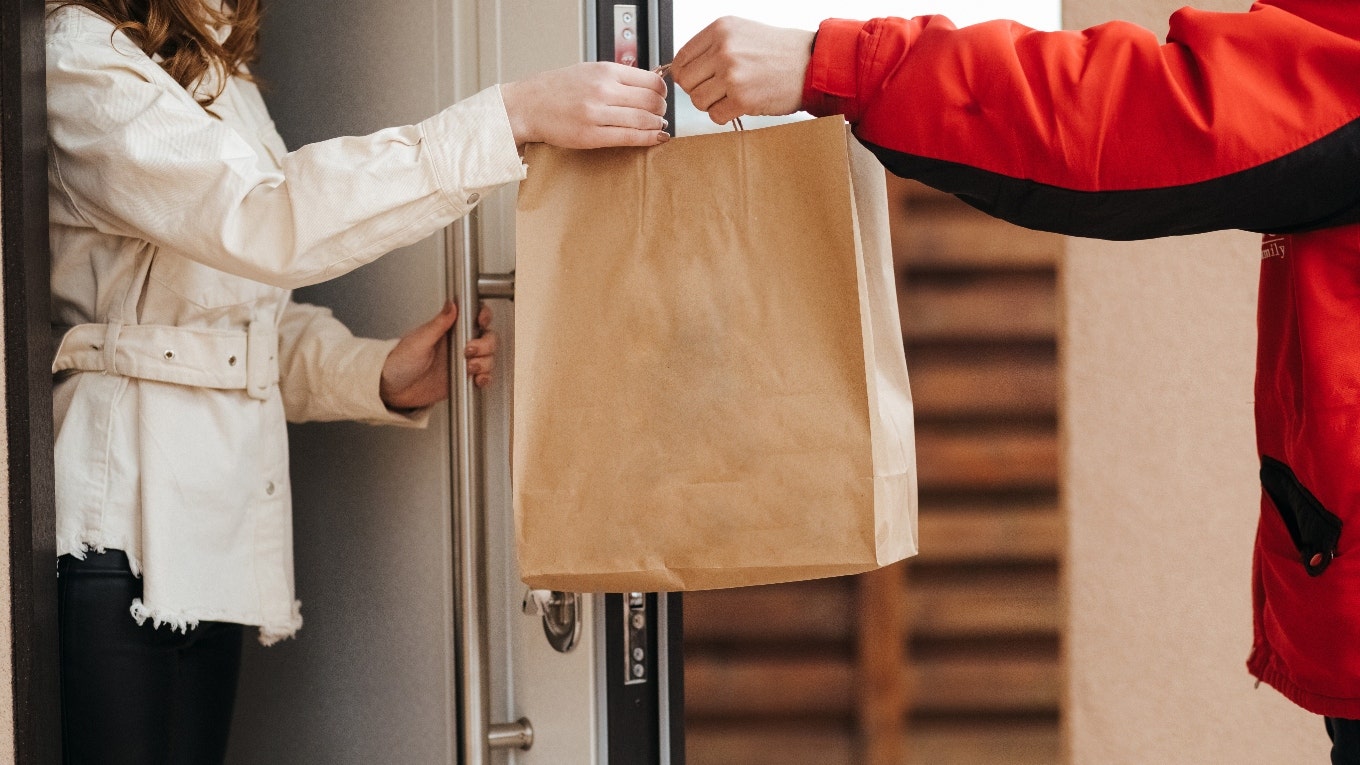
[380,303,457,410]
[465,331,498,360]
[613,63,669,96]
[463,329,497,385]
[590,104,668,131]
[505,62,671,149]
[592,127,670,147]
[406,302,457,347]
[609,85,669,119]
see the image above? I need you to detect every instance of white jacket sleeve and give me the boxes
[45,12,526,290]
[276,301,430,427]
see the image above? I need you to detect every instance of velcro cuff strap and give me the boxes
[803,19,865,120]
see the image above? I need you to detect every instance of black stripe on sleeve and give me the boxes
[861,116,1360,240]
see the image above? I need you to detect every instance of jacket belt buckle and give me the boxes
[245,319,277,401]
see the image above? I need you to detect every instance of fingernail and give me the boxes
[657,132,671,143]
[661,118,669,129]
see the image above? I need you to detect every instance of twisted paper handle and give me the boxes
[651,63,743,132]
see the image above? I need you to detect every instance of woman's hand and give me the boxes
[671,17,815,126]
[380,302,499,411]
[501,62,670,149]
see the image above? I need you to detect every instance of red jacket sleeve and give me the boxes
[803,3,1360,239]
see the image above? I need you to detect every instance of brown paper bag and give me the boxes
[513,116,917,592]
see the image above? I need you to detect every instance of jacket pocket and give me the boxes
[1260,456,1342,576]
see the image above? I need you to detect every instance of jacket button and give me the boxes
[266,481,276,496]
[466,193,480,205]
[228,355,237,366]
[163,349,175,360]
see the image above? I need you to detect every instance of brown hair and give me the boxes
[49,0,261,109]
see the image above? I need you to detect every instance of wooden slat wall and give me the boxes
[685,176,1064,765]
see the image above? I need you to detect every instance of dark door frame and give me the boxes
[1,0,63,761]
[592,3,684,761]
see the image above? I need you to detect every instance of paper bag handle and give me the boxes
[651,62,743,132]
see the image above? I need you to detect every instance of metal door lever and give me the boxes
[488,719,534,751]
[449,222,529,762]
[523,589,583,653]
[478,272,514,300]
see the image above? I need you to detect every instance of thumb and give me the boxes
[405,302,458,346]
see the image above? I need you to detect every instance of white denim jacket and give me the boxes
[45,6,526,643]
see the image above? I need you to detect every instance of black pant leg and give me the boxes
[58,551,177,765]
[59,550,245,765]
[169,621,243,765]
[1327,716,1360,765]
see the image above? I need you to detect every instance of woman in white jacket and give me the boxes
[44,0,668,761]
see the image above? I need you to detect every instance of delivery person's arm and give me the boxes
[673,9,1360,239]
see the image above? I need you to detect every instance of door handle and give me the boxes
[448,217,531,759]
[523,589,584,653]
[477,271,515,300]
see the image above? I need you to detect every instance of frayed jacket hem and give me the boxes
[129,598,303,646]
[58,533,142,576]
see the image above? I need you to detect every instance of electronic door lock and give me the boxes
[623,591,648,685]
[522,588,582,653]
[613,5,639,67]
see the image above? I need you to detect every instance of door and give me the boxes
[225,1,680,763]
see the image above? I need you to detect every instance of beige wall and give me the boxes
[1062,0,1327,762]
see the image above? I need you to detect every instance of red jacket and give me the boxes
[803,1,1360,717]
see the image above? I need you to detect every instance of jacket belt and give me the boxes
[51,321,279,401]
